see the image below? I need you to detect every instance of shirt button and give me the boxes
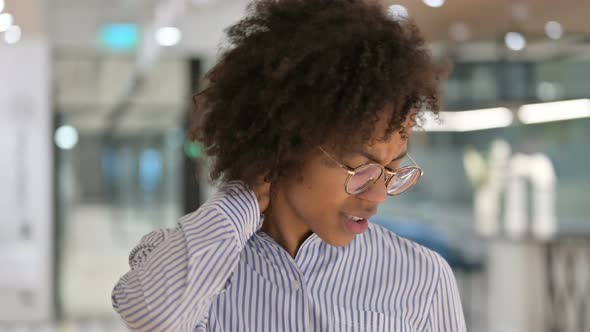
[293,281,300,290]
[245,224,253,234]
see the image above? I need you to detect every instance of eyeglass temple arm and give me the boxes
[406,153,418,166]
[406,153,424,175]
[318,146,355,174]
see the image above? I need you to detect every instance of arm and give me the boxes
[111,182,262,332]
[425,255,467,332]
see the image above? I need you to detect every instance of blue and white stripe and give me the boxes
[112,182,465,331]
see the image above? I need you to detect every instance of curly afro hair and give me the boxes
[189,0,444,188]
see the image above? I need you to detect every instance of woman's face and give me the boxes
[268,113,412,248]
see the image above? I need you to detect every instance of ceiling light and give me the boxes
[420,108,514,132]
[4,24,21,44]
[544,21,563,40]
[54,125,79,150]
[0,12,13,32]
[155,26,181,47]
[423,0,445,8]
[518,99,590,124]
[388,5,408,20]
[504,32,526,51]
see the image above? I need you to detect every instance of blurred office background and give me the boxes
[1,0,589,331]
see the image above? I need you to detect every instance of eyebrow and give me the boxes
[358,149,408,165]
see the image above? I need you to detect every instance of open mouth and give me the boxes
[343,214,369,223]
[341,213,370,234]
[348,215,366,223]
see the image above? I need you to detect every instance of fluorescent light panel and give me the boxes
[518,99,590,124]
[421,107,514,132]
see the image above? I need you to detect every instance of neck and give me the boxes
[260,188,313,258]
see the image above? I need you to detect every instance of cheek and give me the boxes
[290,167,350,215]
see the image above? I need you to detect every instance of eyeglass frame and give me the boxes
[318,146,424,196]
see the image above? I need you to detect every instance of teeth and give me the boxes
[350,216,363,221]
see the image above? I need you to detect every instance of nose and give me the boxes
[357,173,388,204]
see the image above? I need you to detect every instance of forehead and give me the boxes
[362,131,408,164]
[357,109,414,153]
[329,118,410,168]
[321,106,416,161]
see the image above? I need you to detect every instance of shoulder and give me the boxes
[361,223,451,280]
[357,224,465,329]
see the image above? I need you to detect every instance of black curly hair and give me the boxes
[189,0,444,188]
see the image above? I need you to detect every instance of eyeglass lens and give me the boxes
[347,165,420,195]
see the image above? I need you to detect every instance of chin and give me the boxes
[319,234,355,247]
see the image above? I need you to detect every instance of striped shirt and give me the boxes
[112,182,466,331]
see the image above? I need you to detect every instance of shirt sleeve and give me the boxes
[111,181,262,332]
[425,255,467,332]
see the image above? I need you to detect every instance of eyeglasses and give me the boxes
[318,147,423,196]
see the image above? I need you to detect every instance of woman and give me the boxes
[112,0,466,330]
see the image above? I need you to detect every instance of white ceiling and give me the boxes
[43,0,590,56]
[49,0,249,56]
[6,0,590,133]
[388,0,590,42]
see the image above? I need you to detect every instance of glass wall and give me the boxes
[52,55,190,321]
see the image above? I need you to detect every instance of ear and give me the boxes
[400,109,418,138]
[252,175,271,213]
[404,109,418,128]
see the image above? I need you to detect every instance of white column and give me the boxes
[487,240,548,332]
[0,0,52,321]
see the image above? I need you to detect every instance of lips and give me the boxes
[341,213,371,234]
[342,213,372,221]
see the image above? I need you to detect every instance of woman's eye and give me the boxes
[346,159,366,167]
[387,162,401,170]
